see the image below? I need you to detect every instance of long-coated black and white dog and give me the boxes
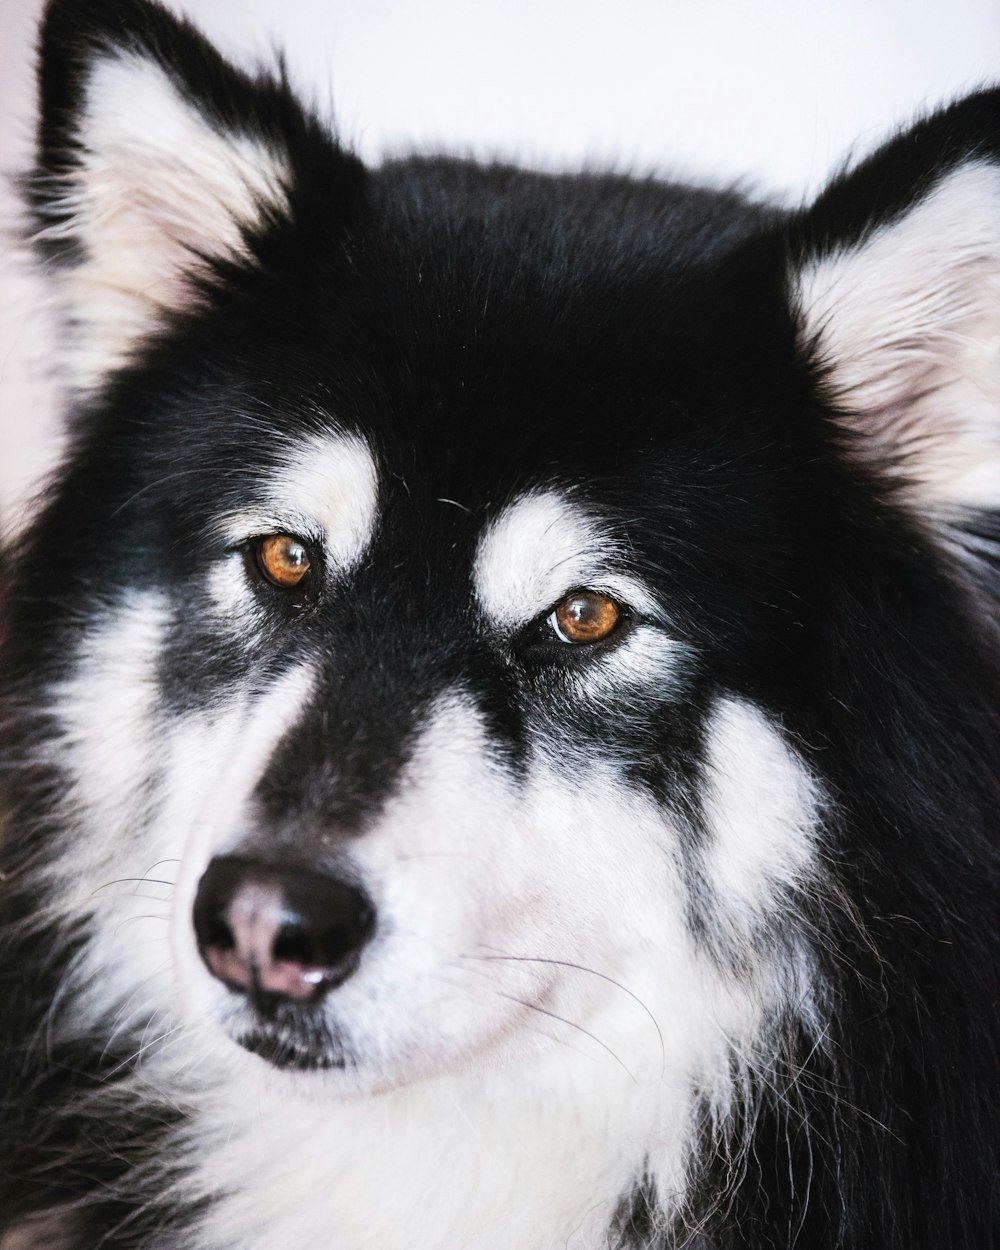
[1,1,997,1247]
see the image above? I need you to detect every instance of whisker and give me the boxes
[468,949,666,1076]
[497,992,637,1083]
[434,966,602,1065]
[104,1021,188,1079]
[113,914,171,937]
[99,959,174,1066]
[95,878,176,892]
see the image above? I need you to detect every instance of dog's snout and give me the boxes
[193,856,374,1011]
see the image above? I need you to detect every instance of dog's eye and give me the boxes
[547,590,622,644]
[255,534,312,589]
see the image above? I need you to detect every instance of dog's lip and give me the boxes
[235,1025,349,1072]
[221,991,354,1072]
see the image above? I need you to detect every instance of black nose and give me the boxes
[193,855,375,1012]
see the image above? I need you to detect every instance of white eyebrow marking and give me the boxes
[473,488,656,629]
[216,430,380,574]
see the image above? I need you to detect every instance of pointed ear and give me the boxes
[31,0,359,392]
[790,92,1000,517]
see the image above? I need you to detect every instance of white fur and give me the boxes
[31,592,178,1050]
[474,488,660,629]
[795,162,1000,511]
[571,624,694,706]
[38,54,291,390]
[702,699,820,932]
[185,696,812,1250]
[208,429,380,622]
[50,592,168,864]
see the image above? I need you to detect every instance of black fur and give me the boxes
[1,1,997,1246]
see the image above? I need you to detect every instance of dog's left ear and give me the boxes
[790,91,1000,516]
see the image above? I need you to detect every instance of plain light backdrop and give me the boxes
[2,0,999,527]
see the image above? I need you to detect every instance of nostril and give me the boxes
[203,917,235,952]
[272,926,311,965]
[193,856,375,1008]
[275,894,374,969]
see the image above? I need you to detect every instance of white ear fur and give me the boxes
[795,162,1000,513]
[38,53,291,390]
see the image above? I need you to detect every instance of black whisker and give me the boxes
[468,950,666,1076]
[497,991,637,1084]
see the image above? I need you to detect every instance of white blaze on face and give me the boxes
[178,684,825,1250]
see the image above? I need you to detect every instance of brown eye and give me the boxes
[549,590,622,645]
[255,534,312,589]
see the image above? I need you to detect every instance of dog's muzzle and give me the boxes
[193,856,375,1015]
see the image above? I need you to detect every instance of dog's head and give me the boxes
[8,0,1000,1111]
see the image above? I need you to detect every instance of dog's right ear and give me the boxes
[31,0,363,392]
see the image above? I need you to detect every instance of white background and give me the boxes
[1,0,998,525]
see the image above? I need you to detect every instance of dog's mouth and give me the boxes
[236,1024,349,1072]
[224,978,352,1072]
[232,1003,351,1072]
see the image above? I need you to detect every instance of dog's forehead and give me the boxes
[233,427,640,624]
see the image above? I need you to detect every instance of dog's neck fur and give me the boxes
[165,1050,687,1250]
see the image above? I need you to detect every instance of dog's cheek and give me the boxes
[33,592,178,1040]
[50,592,169,873]
[335,694,682,1074]
[699,698,821,943]
[325,695,545,1068]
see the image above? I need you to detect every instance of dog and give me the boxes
[1,1,997,1246]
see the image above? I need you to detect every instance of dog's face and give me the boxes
[10,0,1000,1113]
[47,233,824,1093]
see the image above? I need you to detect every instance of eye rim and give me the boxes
[513,587,631,660]
[507,587,625,665]
[251,532,315,591]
